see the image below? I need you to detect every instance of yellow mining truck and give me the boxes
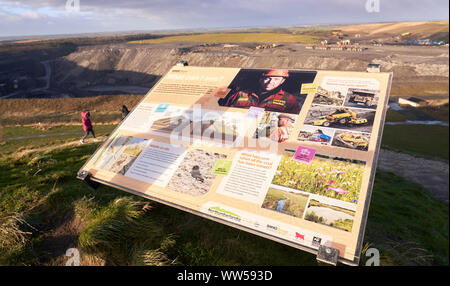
[348,89,375,107]
[336,132,369,149]
[313,108,368,127]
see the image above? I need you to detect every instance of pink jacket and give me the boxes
[81,112,92,131]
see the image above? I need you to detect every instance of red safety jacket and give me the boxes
[222,88,300,114]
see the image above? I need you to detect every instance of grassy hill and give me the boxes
[0,140,447,266]
[0,95,144,126]
[0,92,448,266]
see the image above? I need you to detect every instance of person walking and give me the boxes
[80,111,95,144]
[121,105,130,120]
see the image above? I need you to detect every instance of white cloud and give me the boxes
[20,11,46,19]
[0,0,448,37]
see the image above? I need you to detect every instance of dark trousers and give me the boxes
[82,128,96,140]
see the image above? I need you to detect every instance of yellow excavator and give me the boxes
[313,108,368,127]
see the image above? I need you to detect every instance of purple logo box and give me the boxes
[293,146,316,164]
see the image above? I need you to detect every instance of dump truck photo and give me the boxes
[310,132,332,142]
[298,129,332,143]
[335,132,369,150]
[313,86,345,106]
[348,89,376,107]
[313,108,368,127]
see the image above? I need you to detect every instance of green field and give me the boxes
[0,140,447,266]
[382,103,449,161]
[129,33,318,44]
[262,188,309,218]
[385,109,415,122]
[417,104,449,122]
[382,124,449,161]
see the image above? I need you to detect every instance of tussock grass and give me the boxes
[0,214,37,265]
[365,171,448,266]
[0,214,36,249]
[0,142,448,265]
[134,234,179,266]
[78,197,165,265]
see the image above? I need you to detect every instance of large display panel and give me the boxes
[78,66,392,265]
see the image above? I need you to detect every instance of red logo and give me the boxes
[295,232,305,240]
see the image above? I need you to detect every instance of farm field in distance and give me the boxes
[129,33,319,44]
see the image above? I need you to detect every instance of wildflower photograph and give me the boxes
[271,150,366,203]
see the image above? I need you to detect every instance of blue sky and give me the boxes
[0,0,448,37]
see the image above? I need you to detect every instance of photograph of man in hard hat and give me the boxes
[269,114,296,143]
[253,112,296,143]
[218,69,316,114]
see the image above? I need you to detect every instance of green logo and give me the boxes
[212,160,232,175]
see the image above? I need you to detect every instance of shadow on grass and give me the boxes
[1,143,448,266]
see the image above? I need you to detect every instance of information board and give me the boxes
[78,66,392,265]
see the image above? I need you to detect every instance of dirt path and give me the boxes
[377,149,449,203]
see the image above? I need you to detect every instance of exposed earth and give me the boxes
[1,30,448,103]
